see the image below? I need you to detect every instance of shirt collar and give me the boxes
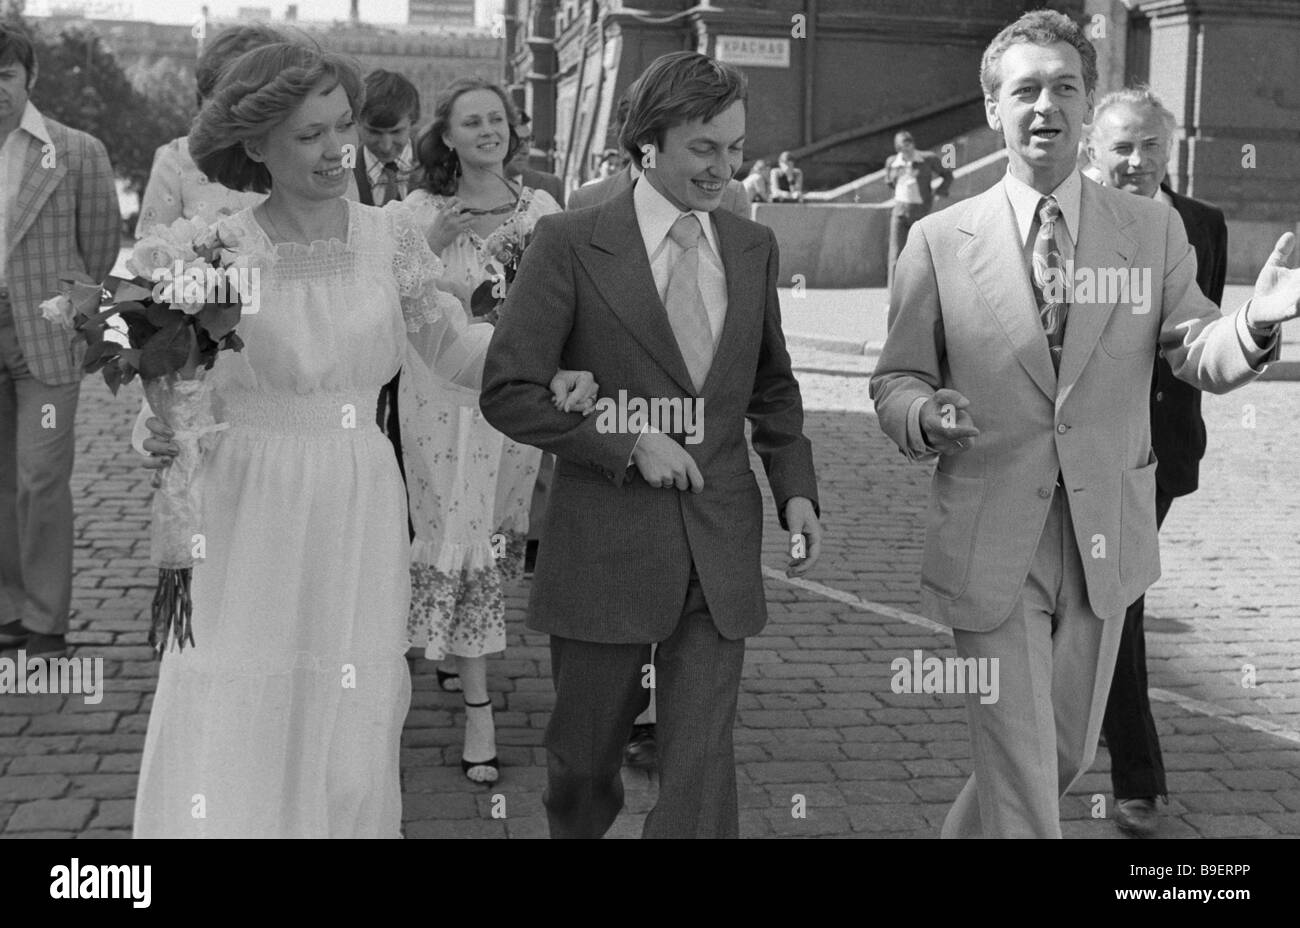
[1004,167,1081,247]
[633,173,721,258]
[1154,185,1173,208]
[365,142,413,177]
[15,101,51,147]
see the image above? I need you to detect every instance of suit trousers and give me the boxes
[0,300,80,635]
[542,570,746,838]
[888,203,929,292]
[942,486,1125,837]
[1102,489,1174,800]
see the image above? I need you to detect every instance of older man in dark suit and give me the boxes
[481,51,821,838]
[1087,86,1228,838]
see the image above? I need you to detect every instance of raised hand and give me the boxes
[631,431,704,493]
[920,388,980,454]
[425,197,475,254]
[549,369,600,416]
[1246,232,1300,327]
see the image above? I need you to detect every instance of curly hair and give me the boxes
[980,9,1098,99]
[414,78,520,196]
[189,42,364,195]
[194,23,288,105]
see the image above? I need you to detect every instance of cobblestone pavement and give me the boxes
[1,336,1298,839]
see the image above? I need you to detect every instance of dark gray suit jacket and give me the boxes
[480,186,817,643]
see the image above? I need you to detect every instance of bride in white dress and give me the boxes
[130,46,586,837]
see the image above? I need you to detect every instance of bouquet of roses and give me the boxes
[42,215,258,655]
[469,214,531,326]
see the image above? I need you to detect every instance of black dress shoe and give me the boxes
[1114,797,1159,838]
[624,723,657,769]
[0,620,29,648]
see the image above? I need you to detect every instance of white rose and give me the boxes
[127,234,187,279]
[38,294,76,330]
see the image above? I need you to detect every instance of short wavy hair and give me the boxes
[1092,85,1177,138]
[190,42,364,195]
[194,23,287,104]
[620,52,746,166]
[414,78,520,197]
[980,9,1098,99]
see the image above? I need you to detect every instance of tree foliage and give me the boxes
[4,11,194,195]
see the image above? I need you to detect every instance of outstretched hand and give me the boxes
[1247,232,1300,328]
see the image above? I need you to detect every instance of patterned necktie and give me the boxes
[664,213,715,392]
[379,161,403,204]
[1030,195,1072,372]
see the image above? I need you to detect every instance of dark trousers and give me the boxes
[1102,489,1175,800]
[542,572,746,838]
[375,371,413,541]
[888,202,929,291]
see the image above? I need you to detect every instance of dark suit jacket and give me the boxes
[1153,184,1227,497]
[518,167,565,208]
[568,166,751,218]
[480,186,818,643]
[885,150,953,213]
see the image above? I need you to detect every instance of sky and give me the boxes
[26,0,501,27]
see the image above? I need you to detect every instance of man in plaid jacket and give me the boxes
[0,24,119,656]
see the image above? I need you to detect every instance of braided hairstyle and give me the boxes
[414,78,521,196]
[190,42,364,194]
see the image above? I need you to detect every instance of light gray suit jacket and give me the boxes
[568,166,751,218]
[870,175,1276,631]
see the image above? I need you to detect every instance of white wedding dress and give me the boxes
[133,200,464,838]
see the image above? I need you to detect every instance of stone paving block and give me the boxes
[6,799,95,832]
[88,799,135,830]
[1181,814,1279,838]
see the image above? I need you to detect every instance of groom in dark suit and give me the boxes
[1087,87,1228,837]
[480,51,822,838]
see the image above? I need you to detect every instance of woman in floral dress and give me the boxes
[400,78,563,784]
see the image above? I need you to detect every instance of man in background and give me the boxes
[1087,86,1228,839]
[0,24,119,658]
[885,130,953,289]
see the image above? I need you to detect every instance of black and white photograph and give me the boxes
[0,0,1297,890]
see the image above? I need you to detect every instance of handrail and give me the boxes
[776,91,985,163]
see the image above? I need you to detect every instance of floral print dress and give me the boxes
[399,186,560,659]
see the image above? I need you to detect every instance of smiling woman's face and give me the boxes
[986,40,1093,190]
[442,88,510,172]
[246,81,357,201]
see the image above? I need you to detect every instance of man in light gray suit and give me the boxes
[870,10,1297,837]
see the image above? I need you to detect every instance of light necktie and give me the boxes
[379,161,403,204]
[663,213,715,392]
[1030,195,1073,372]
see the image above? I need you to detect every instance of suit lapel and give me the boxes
[1055,182,1136,400]
[957,185,1057,401]
[9,125,67,255]
[702,209,764,394]
[577,186,696,395]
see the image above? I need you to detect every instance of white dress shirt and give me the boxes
[633,173,728,341]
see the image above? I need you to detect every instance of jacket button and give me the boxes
[1057,423,1068,434]
[1038,487,1052,499]
[1155,391,1164,402]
